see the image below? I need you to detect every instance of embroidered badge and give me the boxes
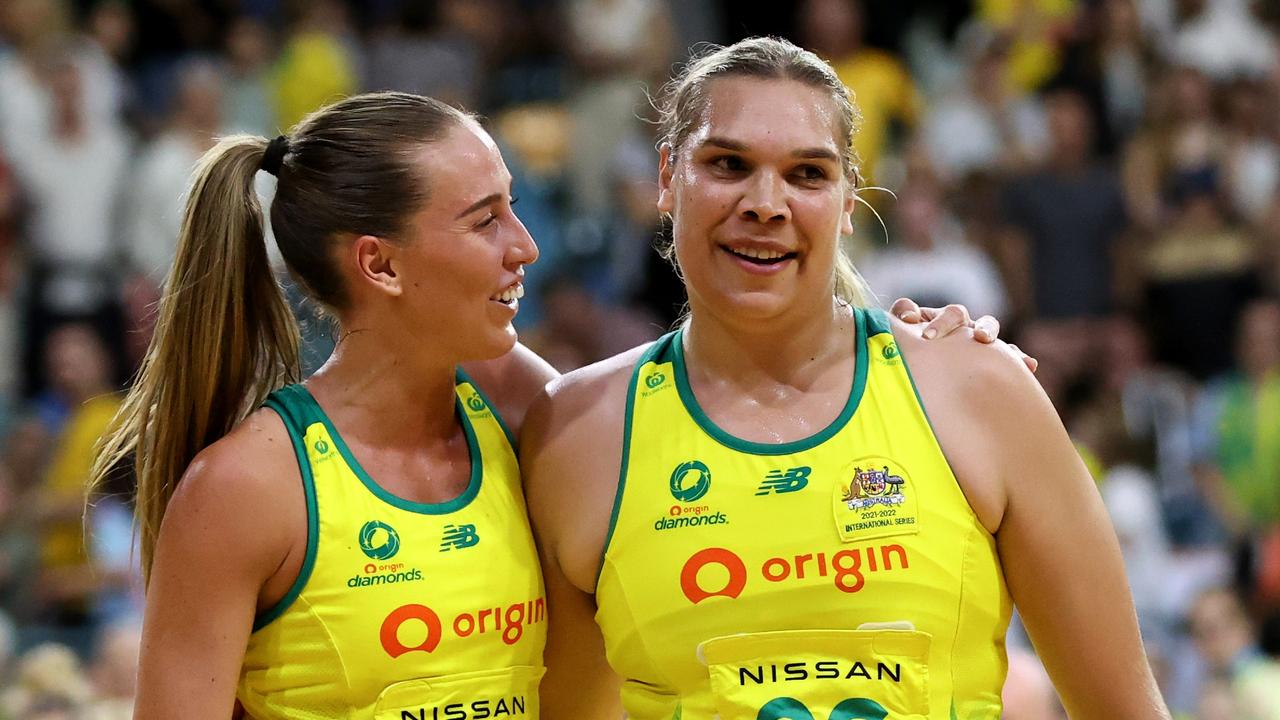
[833,457,921,543]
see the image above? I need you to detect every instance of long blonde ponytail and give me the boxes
[91,136,301,583]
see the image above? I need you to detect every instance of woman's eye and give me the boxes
[795,165,826,181]
[711,155,745,172]
[477,214,497,228]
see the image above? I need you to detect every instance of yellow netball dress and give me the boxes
[596,308,1011,720]
[238,374,546,719]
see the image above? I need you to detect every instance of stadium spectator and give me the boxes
[799,0,922,185]
[860,178,1010,318]
[1193,299,1280,566]
[563,0,673,214]
[1143,168,1259,379]
[363,0,485,109]
[921,28,1048,184]
[86,622,139,719]
[1185,587,1272,717]
[1122,65,1224,233]
[222,16,276,136]
[29,325,120,651]
[124,59,225,285]
[1171,0,1277,81]
[6,50,130,399]
[271,0,358,131]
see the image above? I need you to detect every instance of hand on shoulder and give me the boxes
[891,315,1056,534]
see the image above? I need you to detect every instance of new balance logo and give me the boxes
[756,466,811,495]
[440,524,480,551]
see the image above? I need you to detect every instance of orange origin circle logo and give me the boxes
[380,604,444,657]
[680,547,748,603]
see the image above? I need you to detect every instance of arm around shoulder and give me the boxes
[134,413,302,719]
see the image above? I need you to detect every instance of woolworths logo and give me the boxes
[645,371,666,389]
[467,394,487,412]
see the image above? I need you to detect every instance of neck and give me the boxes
[306,325,460,448]
[684,296,856,388]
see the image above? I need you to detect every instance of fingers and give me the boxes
[921,303,971,339]
[1009,344,1039,374]
[973,315,1000,343]
[889,297,923,323]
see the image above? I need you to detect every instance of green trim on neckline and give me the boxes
[595,338,670,591]
[455,366,518,452]
[295,381,484,515]
[670,308,868,455]
[253,387,320,631]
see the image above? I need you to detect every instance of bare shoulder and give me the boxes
[175,408,297,506]
[524,343,651,456]
[159,407,304,583]
[890,316,1053,532]
[890,315,1041,417]
[461,342,559,440]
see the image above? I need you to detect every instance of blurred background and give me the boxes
[1,0,1279,717]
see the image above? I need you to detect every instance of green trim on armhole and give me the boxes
[867,307,940,433]
[669,308,869,455]
[899,351,938,432]
[455,367,519,452]
[253,385,320,631]
[294,385,484,515]
[595,337,673,591]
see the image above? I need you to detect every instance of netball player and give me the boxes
[523,38,1168,720]
[93,93,553,719]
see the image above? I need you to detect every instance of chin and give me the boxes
[720,287,796,318]
[480,325,520,359]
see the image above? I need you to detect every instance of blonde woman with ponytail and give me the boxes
[92,93,556,719]
[523,37,1168,720]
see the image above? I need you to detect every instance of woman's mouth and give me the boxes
[722,246,797,265]
[490,283,525,307]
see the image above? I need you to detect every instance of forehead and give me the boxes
[689,77,844,153]
[410,120,508,208]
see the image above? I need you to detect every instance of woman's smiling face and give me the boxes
[658,77,856,326]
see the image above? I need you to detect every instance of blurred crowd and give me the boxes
[1,0,1280,717]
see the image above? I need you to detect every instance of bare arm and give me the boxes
[536,536,622,719]
[909,330,1167,719]
[521,358,639,720]
[135,419,301,719]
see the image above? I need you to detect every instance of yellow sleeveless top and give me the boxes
[238,376,546,719]
[596,308,1011,720]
